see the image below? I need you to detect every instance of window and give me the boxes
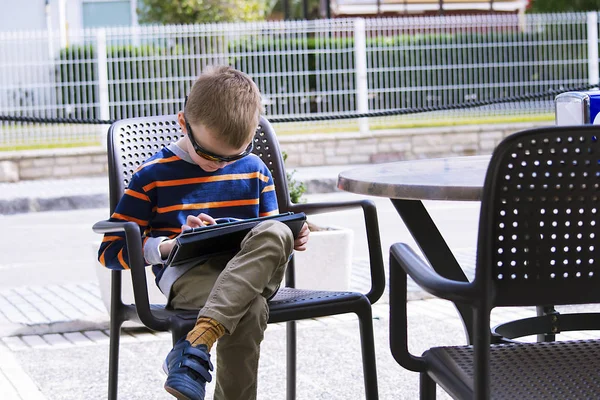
[82,0,132,28]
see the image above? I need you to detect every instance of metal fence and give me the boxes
[0,12,597,148]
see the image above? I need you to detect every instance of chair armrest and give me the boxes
[390,243,475,304]
[289,199,385,304]
[92,219,170,331]
[389,243,475,372]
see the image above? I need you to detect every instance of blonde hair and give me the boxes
[184,65,263,148]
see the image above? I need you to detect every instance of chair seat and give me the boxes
[268,287,367,323]
[134,287,368,328]
[425,339,600,399]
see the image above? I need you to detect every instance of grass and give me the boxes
[272,113,554,135]
[0,113,554,151]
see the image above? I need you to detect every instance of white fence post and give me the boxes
[587,12,599,87]
[354,18,369,135]
[96,29,110,121]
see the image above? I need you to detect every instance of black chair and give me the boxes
[389,125,600,399]
[92,114,385,400]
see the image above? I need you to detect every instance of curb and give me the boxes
[0,318,110,338]
[0,194,109,215]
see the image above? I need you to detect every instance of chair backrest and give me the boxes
[106,114,292,214]
[477,125,600,307]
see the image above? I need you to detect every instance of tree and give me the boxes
[275,0,324,20]
[529,0,600,12]
[138,0,273,25]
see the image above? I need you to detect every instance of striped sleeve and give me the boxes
[98,172,154,270]
[259,167,279,216]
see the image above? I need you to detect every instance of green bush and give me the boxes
[229,29,588,112]
[55,28,587,119]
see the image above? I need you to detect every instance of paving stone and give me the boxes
[21,335,50,349]
[0,368,21,399]
[62,332,94,346]
[83,330,110,344]
[41,334,72,347]
[1,336,28,351]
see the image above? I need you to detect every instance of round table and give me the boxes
[337,155,490,201]
[338,155,493,342]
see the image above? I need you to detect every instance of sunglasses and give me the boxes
[184,118,254,163]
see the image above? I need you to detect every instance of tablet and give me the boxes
[165,212,306,267]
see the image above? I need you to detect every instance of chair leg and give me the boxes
[108,271,124,400]
[286,320,297,400]
[420,372,436,400]
[108,317,123,400]
[357,306,379,400]
[536,305,557,342]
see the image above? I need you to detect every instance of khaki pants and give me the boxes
[169,220,294,400]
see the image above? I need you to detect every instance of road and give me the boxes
[0,192,481,290]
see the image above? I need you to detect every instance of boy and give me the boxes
[98,65,310,400]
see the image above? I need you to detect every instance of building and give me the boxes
[329,0,529,17]
[0,0,139,34]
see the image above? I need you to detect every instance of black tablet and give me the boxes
[165,212,306,267]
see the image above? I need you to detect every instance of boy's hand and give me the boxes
[159,213,217,260]
[159,238,177,259]
[181,213,217,231]
[294,222,310,251]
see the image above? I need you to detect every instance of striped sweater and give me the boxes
[98,142,279,284]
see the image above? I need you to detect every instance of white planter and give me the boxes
[292,225,354,291]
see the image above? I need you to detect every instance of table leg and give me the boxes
[391,198,474,343]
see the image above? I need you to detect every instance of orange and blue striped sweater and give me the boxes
[98,143,279,285]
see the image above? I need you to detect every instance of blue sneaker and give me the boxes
[163,339,213,400]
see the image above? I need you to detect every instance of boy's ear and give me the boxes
[177,111,187,133]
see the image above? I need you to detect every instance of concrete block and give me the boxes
[349,154,371,163]
[92,155,108,164]
[19,167,50,180]
[370,152,405,163]
[354,144,378,154]
[390,142,412,152]
[0,161,18,182]
[335,146,354,155]
[480,139,498,151]
[52,166,72,177]
[55,157,77,166]
[18,159,34,168]
[70,164,105,175]
[76,156,93,164]
[32,158,55,167]
[300,154,326,166]
[412,134,446,147]
[325,156,350,165]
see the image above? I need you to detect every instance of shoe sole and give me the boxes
[164,384,193,400]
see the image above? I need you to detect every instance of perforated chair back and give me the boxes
[477,125,600,307]
[107,114,291,214]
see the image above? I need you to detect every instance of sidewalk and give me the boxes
[0,165,485,399]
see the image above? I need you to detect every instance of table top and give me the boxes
[337,155,491,201]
